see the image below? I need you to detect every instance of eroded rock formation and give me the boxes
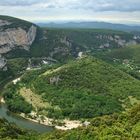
[0,25,37,54]
[0,55,6,69]
[0,19,37,69]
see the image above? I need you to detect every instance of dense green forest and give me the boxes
[29,28,133,61]
[0,58,28,87]
[3,83,32,113]
[95,45,140,80]
[0,118,37,140]
[2,65,54,113]
[8,57,139,120]
[40,104,140,140]
[0,103,140,140]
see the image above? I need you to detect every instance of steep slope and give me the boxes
[95,45,140,80]
[30,28,137,62]
[96,45,140,62]
[12,57,140,120]
[0,15,37,55]
[0,16,38,87]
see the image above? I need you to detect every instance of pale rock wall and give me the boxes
[0,55,6,69]
[0,25,37,54]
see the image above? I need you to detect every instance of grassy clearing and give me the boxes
[20,87,50,110]
[129,96,140,106]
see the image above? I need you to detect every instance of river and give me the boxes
[0,103,54,133]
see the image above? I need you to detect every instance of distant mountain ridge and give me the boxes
[37,21,140,32]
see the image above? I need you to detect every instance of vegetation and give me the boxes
[3,83,32,113]
[0,15,35,31]
[2,64,60,113]
[16,57,140,120]
[0,103,140,140]
[0,104,139,140]
[0,118,36,140]
[40,104,140,140]
[29,28,133,62]
[0,58,28,89]
[95,45,140,80]
[1,16,140,139]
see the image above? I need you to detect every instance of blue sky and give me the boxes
[0,0,140,24]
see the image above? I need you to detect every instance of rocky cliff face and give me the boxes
[0,19,37,69]
[0,20,37,54]
[0,19,11,26]
[0,55,6,69]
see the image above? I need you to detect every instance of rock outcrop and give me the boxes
[27,25,37,46]
[96,34,138,49]
[0,20,11,26]
[0,24,37,54]
[0,18,37,69]
[0,55,6,69]
[49,76,60,85]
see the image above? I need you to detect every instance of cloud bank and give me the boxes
[0,0,140,24]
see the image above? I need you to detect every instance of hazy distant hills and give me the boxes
[37,21,140,32]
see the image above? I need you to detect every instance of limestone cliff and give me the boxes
[0,55,6,69]
[0,20,37,54]
[0,19,11,26]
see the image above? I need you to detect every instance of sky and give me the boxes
[0,0,140,25]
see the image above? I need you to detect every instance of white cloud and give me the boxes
[0,0,140,24]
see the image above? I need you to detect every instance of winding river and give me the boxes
[0,103,54,133]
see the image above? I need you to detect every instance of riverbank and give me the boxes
[0,96,87,131]
[20,111,83,130]
[0,97,88,130]
[19,88,83,130]
[0,87,82,130]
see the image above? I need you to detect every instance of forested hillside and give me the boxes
[6,57,140,120]
[40,104,140,140]
[1,103,140,140]
[1,16,140,140]
[29,28,134,61]
[95,45,140,80]
[0,118,36,140]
